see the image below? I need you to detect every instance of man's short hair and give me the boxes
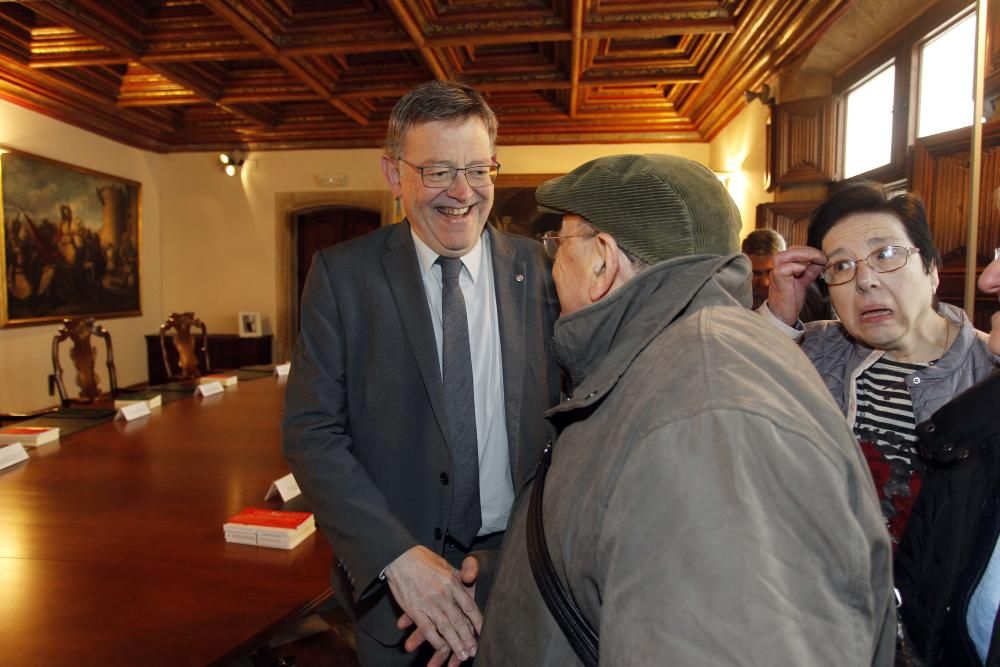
[807,181,941,273]
[741,229,786,256]
[385,81,498,158]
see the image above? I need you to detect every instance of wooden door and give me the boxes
[295,206,380,305]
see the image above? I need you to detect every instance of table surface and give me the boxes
[0,377,333,666]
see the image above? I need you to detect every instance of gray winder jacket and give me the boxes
[477,254,896,667]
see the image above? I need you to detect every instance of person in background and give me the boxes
[895,248,1000,666]
[762,182,997,547]
[742,227,832,320]
[282,80,561,666]
[475,154,894,665]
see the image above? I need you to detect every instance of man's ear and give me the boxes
[929,263,940,293]
[588,233,619,303]
[381,155,403,197]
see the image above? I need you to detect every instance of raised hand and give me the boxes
[769,246,828,326]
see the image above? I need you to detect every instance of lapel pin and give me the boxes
[515,274,524,282]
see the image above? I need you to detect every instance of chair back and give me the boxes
[51,317,118,406]
[160,312,209,380]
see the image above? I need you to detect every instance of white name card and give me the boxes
[196,381,224,397]
[274,362,291,377]
[0,443,29,471]
[116,402,152,422]
[265,472,302,502]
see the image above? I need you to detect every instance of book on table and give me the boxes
[114,391,163,409]
[223,507,316,550]
[0,425,60,448]
[199,373,238,387]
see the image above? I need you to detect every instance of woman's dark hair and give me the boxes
[807,181,941,274]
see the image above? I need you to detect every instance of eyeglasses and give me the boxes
[541,230,598,259]
[821,245,921,286]
[396,158,500,188]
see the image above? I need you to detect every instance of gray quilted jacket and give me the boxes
[797,302,997,426]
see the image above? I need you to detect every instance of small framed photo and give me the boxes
[238,311,262,337]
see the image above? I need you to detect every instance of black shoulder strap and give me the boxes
[526,440,600,666]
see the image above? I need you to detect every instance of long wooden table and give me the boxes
[0,377,333,666]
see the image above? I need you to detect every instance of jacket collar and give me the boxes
[548,253,750,417]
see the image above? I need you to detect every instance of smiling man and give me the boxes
[282,81,561,667]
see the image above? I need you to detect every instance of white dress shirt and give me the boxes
[411,227,513,535]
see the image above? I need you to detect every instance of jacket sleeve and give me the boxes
[281,251,417,607]
[597,411,895,666]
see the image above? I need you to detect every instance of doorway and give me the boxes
[294,204,380,311]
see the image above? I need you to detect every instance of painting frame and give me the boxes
[0,147,142,328]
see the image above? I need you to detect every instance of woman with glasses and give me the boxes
[762,182,997,548]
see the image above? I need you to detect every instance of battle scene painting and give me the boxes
[1,149,141,327]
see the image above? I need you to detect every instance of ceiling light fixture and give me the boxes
[218,151,246,176]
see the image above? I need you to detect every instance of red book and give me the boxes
[224,507,313,531]
[0,425,60,447]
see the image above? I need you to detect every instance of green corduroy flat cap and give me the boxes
[536,154,741,266]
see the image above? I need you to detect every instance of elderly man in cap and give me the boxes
[473,154,895,665]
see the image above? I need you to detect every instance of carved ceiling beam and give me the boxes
[219,103,277,128]
[568,0,584,118]
[27,1,141,61]
[383,0,449,80]
[202,0,369,126]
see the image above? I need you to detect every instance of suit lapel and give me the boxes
[489,226,527,477]
[381,222,449,442]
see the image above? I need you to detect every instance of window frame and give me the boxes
[833,0,975,184]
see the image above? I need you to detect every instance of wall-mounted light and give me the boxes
[218,151,246,176]
[744,84,774,106]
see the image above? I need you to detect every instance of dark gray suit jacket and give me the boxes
[282,221,561,645]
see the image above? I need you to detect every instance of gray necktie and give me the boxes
[437,256,481,547]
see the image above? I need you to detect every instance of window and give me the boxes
[834,1,975,183]
[844,65,896,178]
[917,12,976,138]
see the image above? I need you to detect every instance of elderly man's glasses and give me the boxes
[396,158,500,188]
[821,245,921,286]
[541,230,598,259]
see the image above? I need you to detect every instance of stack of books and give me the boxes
[199,373,238,387]
[223,507,316,550]
[0,425,60,448]
[114,391,163,409]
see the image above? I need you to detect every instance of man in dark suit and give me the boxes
[282,80,561,666]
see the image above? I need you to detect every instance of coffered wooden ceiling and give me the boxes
[0,0,853,152]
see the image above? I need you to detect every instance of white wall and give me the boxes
[156,142,712,347]
[0,100,163,413]
[709,101,774,239]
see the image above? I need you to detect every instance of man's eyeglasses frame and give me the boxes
[541,230,598,259]
[396,158,500,188]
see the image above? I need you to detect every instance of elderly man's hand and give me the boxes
[385,546,481,664]
[768,246,827,326]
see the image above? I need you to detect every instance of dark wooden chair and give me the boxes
[51,317,118,406]
[160,312,209,380]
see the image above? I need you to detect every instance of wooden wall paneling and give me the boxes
[769,96,837,187]
[754,200,822,246]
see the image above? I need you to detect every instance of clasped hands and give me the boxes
[385,545,481,667]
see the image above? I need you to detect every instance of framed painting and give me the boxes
[0,147,141,327]
[490,173,563,240]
